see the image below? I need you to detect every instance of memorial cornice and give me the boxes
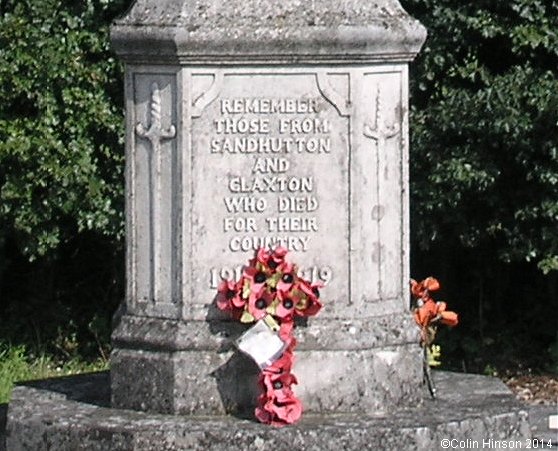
[111,0,426,63]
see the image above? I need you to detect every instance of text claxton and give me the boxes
[228,176,313,193]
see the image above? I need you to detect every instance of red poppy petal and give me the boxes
[279,322,294,341]
[298,298,322,317]
[257,248,271,264]
[273,247,288,259]
[231,296,246,308]
[216,295,230,311]
[269,397,302,424]
[255,406,272,424]
[275,301,295,319]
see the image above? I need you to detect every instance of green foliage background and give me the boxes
[0,0,557,372]
[401,0,558,372]
[0,0,129,358]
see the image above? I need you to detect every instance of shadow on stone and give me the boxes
[19,371,110,407]
[206,298,247,352]
[206,299,261,420]
[0,402,6,451]
[210,350,261,421]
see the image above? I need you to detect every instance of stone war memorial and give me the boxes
[7,0,531,449]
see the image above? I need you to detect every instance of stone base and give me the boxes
[110,345,422,415]
[110,315,423,415]
[7,371,531,451]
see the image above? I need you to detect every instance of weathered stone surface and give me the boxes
[0,404,6,451]
[111,0,426,63]
[112,313,419,352]
[529,406,558,445]
[119,65,414,323]
[111,344,422,415]
[7,371,532,451]
[110,0,426,416]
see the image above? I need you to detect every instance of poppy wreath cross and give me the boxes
[216,247,323,426]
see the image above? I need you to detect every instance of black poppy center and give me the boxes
[283,298,294,309]
[254,272,267,284]
[282,273,294,284]
[268,258,278,269]
[225,289,236,299]
[312,287,320,298]
[255,298,267,309]
[273,381,283,389]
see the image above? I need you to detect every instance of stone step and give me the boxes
[5,371,535,451]
[529,405,558,447]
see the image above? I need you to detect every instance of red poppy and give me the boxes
[215,279,244,319]
[255,396,302,427]
[250,248,273,275]
[411,277,459,336]
[261,368,298,392]
[413,298,438,328]
[254,247,271,266]
[268,246,288,268]
[247,288,274,320]
[256,370,302,426]
[410,277,440,300]
[264,342,295,375]
[297,280,323,317]
[251,246,289,273]
[243,266,269,294]
[274,288,301,320]
[276,261,297,293]
[278,321,295,344]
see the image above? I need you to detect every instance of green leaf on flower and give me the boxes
[267,273,281,289]
[266,299,279,316]
[242,280,251,299]
[240,310,255,323]
[427,344,442,367]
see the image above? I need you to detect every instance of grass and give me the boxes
[0,342,108,403]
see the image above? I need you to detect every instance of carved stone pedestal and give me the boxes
[109,0,427,415]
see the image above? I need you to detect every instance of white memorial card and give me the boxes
[236,318,287,369]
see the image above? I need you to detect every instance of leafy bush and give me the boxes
[0,0,129,356]
[401,0,558,372]
[0,0,128,259]
[401,0,558,273]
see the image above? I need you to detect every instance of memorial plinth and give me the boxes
[5,2,534,449]
[6,371,531,451]
[109,0,426,416]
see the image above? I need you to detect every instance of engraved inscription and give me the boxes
[207,95,334,286]
[210,98,331,155]
[209,96,331,260]
[209,265,333,289]
[191,72,351,303]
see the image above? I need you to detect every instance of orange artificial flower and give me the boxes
[411,277,459,330]
[413,299,438,327]
[410,276,440,299]
[439,310,459,327]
